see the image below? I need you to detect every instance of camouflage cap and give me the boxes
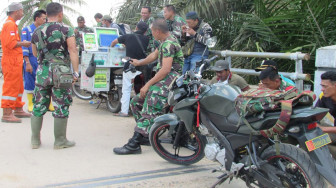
[102,15,112,22]
[8,2,23,12]
[77,16,85,22]
[210,60,230,71]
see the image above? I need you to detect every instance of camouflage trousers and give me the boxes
[32,84,72,118]
[131,71,179,135]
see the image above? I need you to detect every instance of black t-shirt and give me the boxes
[315,96,336,126]
[117,31,149,59]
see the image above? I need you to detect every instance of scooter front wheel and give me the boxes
[106,86,122,113]
[72,78,92,100]
[149,122,205,165]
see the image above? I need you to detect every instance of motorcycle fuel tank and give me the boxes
[200,83,240,117]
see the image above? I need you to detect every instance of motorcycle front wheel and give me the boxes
[149,122,206,165]
[260,143,327,188]
[72,78,92,100]
[106,86,122,113]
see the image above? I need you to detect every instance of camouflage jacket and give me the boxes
[31,22,75,86]
[141,17,157,52]
[279,79,295,91]
[74,25,94,52]
[31,22,75,65]
[166,15,186,42]
[157,35,184,74]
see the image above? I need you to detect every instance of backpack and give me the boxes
[235,87,315,137]
[117,23,132,35]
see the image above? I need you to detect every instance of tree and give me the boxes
[116,0,336,79]
[2,0,87,29]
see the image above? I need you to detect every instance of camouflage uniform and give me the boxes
[130,35,184,135]
[279,79,295,91]
[74,25,94,53]
[141,17,157,52]
[166,15,186,43]
[31,22,75,118]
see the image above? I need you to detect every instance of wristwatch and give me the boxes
[72,71,79,79]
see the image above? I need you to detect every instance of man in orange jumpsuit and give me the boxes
[1,2,32,123]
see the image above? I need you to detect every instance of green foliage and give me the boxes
[14,0,86,29]
[116,0,336,83]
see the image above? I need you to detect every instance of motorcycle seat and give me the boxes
[236,106,318,134]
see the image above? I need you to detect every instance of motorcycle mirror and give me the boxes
[206,36,217,48]
[121,57,131,63]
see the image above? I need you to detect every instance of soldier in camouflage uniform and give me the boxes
[163,5,186,43]
[182,11,213,74]
[74,16,94,62]
[30,2,79,150]
[140,6,155,52]
[113,18,184,155]
[259,66,295,91]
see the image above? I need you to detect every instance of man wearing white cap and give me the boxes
[1,2,32,123]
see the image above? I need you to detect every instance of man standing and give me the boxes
[30,2,79,149]
[21,10,48,113]
[182,11,212,74]
[163,4,186,42]
[101,15,124,35]
[74,16,94,60]
[113,18,184,155]
[140,6,155,52]
[1,2,32,123]
[209,60,250,92]
[94,13,103,27]
[111,21,149,117]
[315,71,336,158]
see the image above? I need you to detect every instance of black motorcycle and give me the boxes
[149,56,336,187]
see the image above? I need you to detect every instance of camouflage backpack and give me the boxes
[235,87,315,137]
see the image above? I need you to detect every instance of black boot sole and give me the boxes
[113,147,142,155]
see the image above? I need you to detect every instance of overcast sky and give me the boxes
[0,0,126,30]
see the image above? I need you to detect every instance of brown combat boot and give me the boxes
[1,108,22,123]
[14,107,32,118]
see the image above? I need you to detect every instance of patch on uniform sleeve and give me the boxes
[22,31,27,35]
[10,31,15,36]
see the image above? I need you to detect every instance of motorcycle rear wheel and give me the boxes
[149,122,205,165]
[260,143,327,188]
[106,86,122,113]
[72,78,92,100]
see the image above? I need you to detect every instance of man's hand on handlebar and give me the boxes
[130,59,141,66]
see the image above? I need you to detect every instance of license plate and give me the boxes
[114,79,122,85]
[305,133,332,152]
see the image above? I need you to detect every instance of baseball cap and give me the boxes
[8,2,23,12]
[136,21,148,32]
[102,15,112,22]
[77,16,85,22]
[186,11,198,20]
[255,60,278,72]
[210,60,230,71]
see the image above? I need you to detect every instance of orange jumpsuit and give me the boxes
[0,16,25,109]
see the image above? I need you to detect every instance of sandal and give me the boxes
[113,112,129,117]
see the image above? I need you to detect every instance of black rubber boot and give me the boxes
[113,132,143,155]
[140,136,150,146]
